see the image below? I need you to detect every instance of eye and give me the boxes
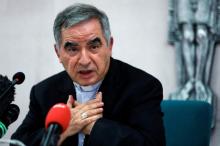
[64,42,79,55]
[87,37,102,52]
[90,44,100,50]
[88,44,101,54]
[66,46,77,52]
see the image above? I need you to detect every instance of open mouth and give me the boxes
[78,70,94,78]
[79,70,93,74]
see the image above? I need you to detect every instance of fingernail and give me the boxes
[97,92,102,98]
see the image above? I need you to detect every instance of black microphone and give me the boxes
[0,104,20,138]
[0,72,25,116]
[0,72,25,100]
[0,72,25,138]
[12,72,25,85]
[40,103,71,146]
[0,75,15,117]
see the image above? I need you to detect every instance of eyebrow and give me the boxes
[87,37,102,46]
[64,41,79,48]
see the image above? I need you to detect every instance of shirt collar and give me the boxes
[73,80,102,92]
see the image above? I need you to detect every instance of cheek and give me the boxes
[67,59,77,69]
[61,56,77,71]
[96,53,110,71]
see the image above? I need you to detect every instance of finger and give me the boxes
[73,96,104,115]
[77,107,103,123]
[79,101,104,112]
[66,95,74,108]
[85,94,103,106]
[82,114,103,124]
[85,97,101,104]
[75,97,103,110]
[74,100,80,107]
[96,92,102,101]
[85,108,103,117]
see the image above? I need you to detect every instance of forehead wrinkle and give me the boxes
[63,31,98,44]
[61,19,103,45]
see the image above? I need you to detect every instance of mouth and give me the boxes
[79,70,93,74]
[78,70,94,78]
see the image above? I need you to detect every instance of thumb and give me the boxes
[66,95,74,108]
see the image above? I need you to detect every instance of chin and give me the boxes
[78,80,97,86]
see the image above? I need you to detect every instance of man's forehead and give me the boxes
[63,37,102,46]
[61,18,101,32]
[60,19,106,45]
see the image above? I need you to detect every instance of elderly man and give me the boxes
[11,3,165,146]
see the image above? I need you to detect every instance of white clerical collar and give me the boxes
[73,80,102,92]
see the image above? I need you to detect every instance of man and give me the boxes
[11,3,165,146]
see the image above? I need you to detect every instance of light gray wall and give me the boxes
[0,0,219,146]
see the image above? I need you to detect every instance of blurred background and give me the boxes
[0,0,219,145]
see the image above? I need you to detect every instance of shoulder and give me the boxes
[111,58,162,90]
[34,71,70,89]
[107,58,163,106]
[30,71,73,98]
[29,71,73,112]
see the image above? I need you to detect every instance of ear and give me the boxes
[109,37,113,55]
[54,44,62,63]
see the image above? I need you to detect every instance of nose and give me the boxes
[78,49,91,66]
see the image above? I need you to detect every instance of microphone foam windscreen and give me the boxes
[45,103,71,133]
[12,72,25,84]
[1,104,20,126]
[0,75,15,117]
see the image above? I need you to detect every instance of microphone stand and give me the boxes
[40,124,62,146]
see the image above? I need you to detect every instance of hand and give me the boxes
[58,93,104,145]
[82,92,103,134]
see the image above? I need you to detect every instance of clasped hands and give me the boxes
[58,92,104,145]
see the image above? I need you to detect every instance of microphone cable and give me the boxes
[0,138,26,146]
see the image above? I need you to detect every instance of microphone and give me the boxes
[12,72,25,85]
[0,72,25,100]
[0,104,20,138]
[40,103,71,146]
[0,75,15,116]
[0,72,25,137]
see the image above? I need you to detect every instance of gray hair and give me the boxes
[53,3,111,48]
